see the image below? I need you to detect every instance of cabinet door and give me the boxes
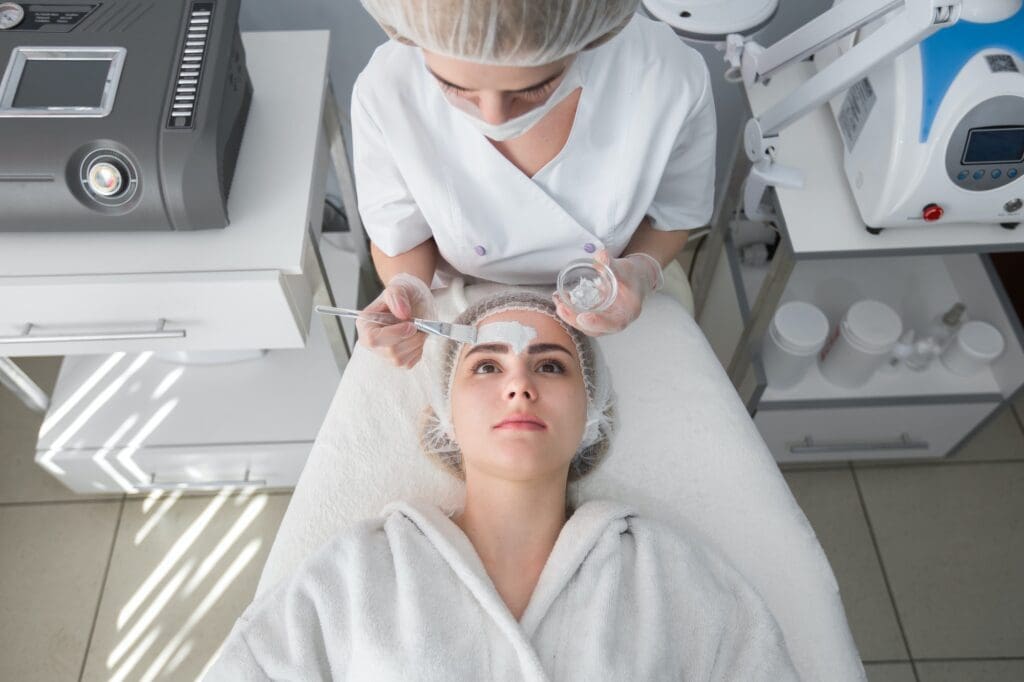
[755,402,997,463]
[0,268,314,356]
[42,442,311,494]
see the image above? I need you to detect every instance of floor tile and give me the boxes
[0,500,122,682]
[81,489,290,682]
[0,356,120,504]
[944,404,1024,462]
[916,659,1024,682]
[783,469,908,661]
[864,662,916,682]
[856,464,1024,659]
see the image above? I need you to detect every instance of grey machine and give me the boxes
[0,0,251,231]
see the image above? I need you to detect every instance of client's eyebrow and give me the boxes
[465,343,573,357]
[425,66,564,93]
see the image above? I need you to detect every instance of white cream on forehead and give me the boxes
[474,320,537,355]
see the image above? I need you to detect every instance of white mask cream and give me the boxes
[474,321,537,355]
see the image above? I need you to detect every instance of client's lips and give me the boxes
[494,414,547,430]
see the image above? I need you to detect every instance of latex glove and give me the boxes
[357,273,437,368]
[554,250,663,336]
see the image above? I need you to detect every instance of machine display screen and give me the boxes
[963,127,1024,164]
[12,59,112,109]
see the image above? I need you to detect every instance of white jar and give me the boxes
[940,320,1004,376]
[763,301,829,389]
[819,300,903,388]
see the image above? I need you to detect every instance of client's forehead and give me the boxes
[458,309,577,361]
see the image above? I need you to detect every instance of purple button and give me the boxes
[583,242,597,253]
[474,245,487,256]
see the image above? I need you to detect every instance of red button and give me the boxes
[922,204,943,222]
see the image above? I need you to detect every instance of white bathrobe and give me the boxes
[205,500,797,681]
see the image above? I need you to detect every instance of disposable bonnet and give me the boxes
[360,0,640,66]
[420,291,616,481]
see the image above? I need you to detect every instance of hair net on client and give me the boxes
[360,0,640,66]
[421,291,616,482]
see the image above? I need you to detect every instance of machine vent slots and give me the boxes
[168,2,213,128]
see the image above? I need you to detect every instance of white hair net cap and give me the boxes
[360,0,640,66]
[420,290,616,482]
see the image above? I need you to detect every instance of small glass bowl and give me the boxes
[556,259,618,314]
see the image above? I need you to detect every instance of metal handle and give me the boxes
[0,319,185,345]
[314,305,398,325]
[134,469,266,491]
[789,433,930,454]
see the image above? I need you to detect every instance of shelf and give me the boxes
[730,244,1024,402]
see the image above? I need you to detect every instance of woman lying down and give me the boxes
[206,291,797,680]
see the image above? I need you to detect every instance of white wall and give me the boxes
[239,0,833,201]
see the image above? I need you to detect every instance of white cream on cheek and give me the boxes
[473,321,537,355]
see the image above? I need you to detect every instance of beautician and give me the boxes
[352,0,717,366]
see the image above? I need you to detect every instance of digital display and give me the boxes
[12,59,111,109]
[963,127,1024,165]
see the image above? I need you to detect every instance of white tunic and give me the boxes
[205,500,797,681]
[351,15,717,285]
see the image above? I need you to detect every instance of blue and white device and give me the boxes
[817,1,1024,229]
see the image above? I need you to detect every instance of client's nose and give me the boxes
[504,370,537,401]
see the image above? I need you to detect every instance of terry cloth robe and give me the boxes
[205,500,798,681]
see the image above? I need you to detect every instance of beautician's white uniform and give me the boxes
[352,14,716,286]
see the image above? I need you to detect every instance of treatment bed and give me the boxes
[255,281,866,681]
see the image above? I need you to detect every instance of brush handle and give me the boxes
[314,305,400,326]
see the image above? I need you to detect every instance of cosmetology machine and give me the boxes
[722,0,1024,232]
[0,0,251,231]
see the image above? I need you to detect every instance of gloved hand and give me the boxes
[357,273,436,368]
[554,250,663,336]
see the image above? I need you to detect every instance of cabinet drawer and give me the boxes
[0,267,314,356]
[40,442,310,494]
[755,402,996,463]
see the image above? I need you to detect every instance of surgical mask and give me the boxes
[442,60,583,141]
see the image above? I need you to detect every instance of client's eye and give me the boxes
[537,359,565,374]
[471,360,500,374]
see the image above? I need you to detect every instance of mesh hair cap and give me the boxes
[360,0,639,66]
[420,291,616,482]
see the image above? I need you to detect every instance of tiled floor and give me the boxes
[3,352,1024,681]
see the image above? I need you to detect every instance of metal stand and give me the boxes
[0,357,49,413]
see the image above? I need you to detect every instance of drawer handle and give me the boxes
[133,469,266,491]
[0,319,186,345]
[788,433,930,454]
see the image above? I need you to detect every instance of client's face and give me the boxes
[450,310,588,483]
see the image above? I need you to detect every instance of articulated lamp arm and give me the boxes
[724,0,963,221]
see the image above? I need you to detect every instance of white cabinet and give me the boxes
[692,60,1024,462]
[0,32,360,492]
[37,310,342,493]
[0,31,331,358]
[755,402,996,464]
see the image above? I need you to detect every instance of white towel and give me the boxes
[207,499,798,681]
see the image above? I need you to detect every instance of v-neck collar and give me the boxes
[384,499,633,633]
[481,52,592,184]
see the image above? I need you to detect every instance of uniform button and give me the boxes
[583,242,596,253]
[474,245,486,256]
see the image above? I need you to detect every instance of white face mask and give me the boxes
[442,60,583,141]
